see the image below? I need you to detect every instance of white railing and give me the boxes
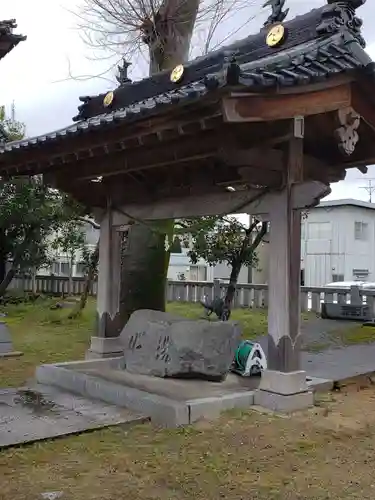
[7,275,375,313]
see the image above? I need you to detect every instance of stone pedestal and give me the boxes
[254,370,313,412]
[0,321,22,358]
[86,336,123,359]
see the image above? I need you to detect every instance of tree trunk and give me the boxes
[224,260,242,308]
[0,266,15,297]
[0,229,7,284]
[119,221,171,322]
[69,241,99,319]
[224,221,268,308]
[118,0,200,324]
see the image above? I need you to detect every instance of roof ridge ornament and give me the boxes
[263,0,289,28]
[116,59,132,86]
[0,19,17,34]
[318,0,366,48]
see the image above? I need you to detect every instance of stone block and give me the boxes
[321,303,371,321]
[187,391,254,423]
[259,370,308,395]
[254,389,314,412]
[36,365,88,395]
[0,321,21,357]
[150,399,190,428]
[254,370,313,413]
[0,342,13,354]
[90,336,123,354]
[86,350,123,360]
[120,309,242,381]
[0,321,12,344]
[86,336,123,359]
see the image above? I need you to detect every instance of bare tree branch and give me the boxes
[70,0,263,78]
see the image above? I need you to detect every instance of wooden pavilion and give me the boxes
[0,19,25,142]
[0,0,374,409]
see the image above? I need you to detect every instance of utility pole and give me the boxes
[358,178,375,203]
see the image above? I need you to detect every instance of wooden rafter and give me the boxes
[0,104,223,174]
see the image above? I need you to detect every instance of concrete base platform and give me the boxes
[253,370,315,413]
[36,357,257,427]
[34,351,375,426]
[254,389,314,412]
[0,350,23,358]
[0,385,147,449]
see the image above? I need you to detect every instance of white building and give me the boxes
[42,220,254,283]
[255,198,375,287]
[40,221,99,278]
[42,198,375,287]
[300,199,375,286]
[168,249,251,283]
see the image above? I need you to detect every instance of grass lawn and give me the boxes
[1,298,375,387]
[0,299,268,388]
[3,386,375,499]
[2,299,375,498]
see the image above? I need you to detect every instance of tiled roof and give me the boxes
[0,80,209,153]
[0,19,26,61]
[73,6,328,121]
[237,35,367,89]
[0,1,371,155]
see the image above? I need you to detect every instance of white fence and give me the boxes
[8,275,375,314]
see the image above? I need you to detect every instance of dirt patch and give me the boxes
[303,387,375,433]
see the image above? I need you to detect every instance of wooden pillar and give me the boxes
[86,207,124,359]
[267,180,302,372]
[255,117,313,411]
[267,129,303,372]
[96,208,122,337]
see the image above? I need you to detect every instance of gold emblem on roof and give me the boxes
[103,91,114,107]
[266,23,285,48]
[170,64,184,83]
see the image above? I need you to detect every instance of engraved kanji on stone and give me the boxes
[155,335,171,363]
[128,332,144,351]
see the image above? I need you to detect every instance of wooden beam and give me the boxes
[219,148,285,171]
[221,147,340,184]
[351,84,375,134]
[220,148,329,174]
[234,166,282,187]
[222,84,352,123]
[111,181,330,224]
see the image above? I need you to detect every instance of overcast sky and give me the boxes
[1,0,375,202]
